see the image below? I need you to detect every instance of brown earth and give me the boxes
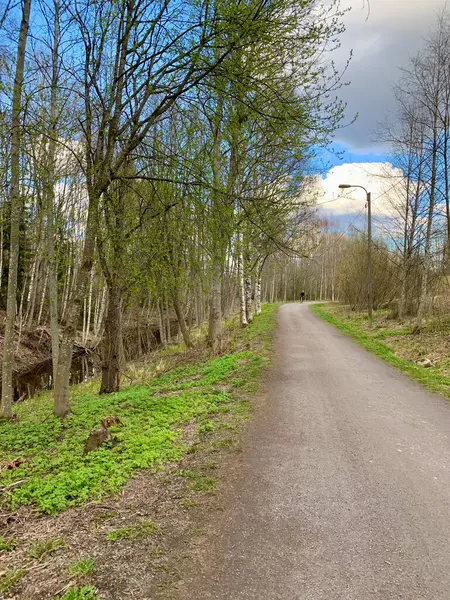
[0,327,260,600]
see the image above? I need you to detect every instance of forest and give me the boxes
[0,0,346,420]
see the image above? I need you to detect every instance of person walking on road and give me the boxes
[300,291,305,303]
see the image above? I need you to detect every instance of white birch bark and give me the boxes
[255,277,262,315]
[244,273,253,323]
[238,242,248,327]
[37,265,49,325]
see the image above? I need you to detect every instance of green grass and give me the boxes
[311,304,450,398]
[0,567,26,594]
[69,557,96,577]
[197,419,215,433]
[0,304,277,515]
[56,586,98,600]
[0,535,17,553]
[176,469,217,493]
[106,520,160,541]
[212,438,234,450]
[373,328,412,339]
[27,537,64,561]
[179,497,198,508]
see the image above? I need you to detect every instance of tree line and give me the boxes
[287,10,450,327]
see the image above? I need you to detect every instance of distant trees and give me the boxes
[284,10,450,325]
[383,10,450,328]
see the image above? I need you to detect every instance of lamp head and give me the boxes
[338,184,351,189]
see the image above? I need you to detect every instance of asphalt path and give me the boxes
[178,303,450,599]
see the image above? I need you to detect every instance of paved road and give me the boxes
[178,303,450,599]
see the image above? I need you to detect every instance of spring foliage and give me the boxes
[0,305,278,514]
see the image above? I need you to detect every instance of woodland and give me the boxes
[0,0,346,419]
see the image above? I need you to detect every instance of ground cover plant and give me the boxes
[0,304,278,599]
[0,352,259,515]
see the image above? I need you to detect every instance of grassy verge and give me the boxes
[0,304,278,515]
[0,304,279,599]
[310,303,450,398]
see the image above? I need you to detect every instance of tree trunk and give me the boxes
[1,0,31,419]
[165,291,171,343]
[444,114,450,264]
[94,285,106,338]
[254,277,262,316]
[172,290,193,348]
[254,260,264,315]
[244,272,253,324]
[414,113,438,333]
[37,264,48,325]
[195,287,202,328]
[53,335,72,418]
[53,189,98,417]
[60,260,71,322]
[398,188,411,320]
[208,259,222,350]
[100,284,121,394]
[0,212,3,293]
[238,244,248,327]
[25,253,39,327]
[48,227,59,384]
[157,298,167,348]
[16,275,27,352]
[83,267,94,345]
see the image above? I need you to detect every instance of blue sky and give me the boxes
[313,143,391,177]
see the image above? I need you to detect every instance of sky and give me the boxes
[317,0,448,222]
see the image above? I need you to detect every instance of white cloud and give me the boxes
[316,162,406,216]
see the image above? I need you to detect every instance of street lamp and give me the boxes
[338,184,373,326]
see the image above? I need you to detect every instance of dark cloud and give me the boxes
[334,0,446,153]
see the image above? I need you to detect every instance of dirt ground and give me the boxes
[0,383,260,600]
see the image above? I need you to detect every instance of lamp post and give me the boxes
[338,184,373,326]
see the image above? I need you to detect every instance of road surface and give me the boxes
[178,303,450,599]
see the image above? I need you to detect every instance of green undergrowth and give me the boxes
[69,557,96,577]
[57,586,98,600]
[311,304,450,398]
[106,520,160,541]
[27,537,65,561]
[0,567,26,595]
[0,304,278,515]
[0,536,17,552]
